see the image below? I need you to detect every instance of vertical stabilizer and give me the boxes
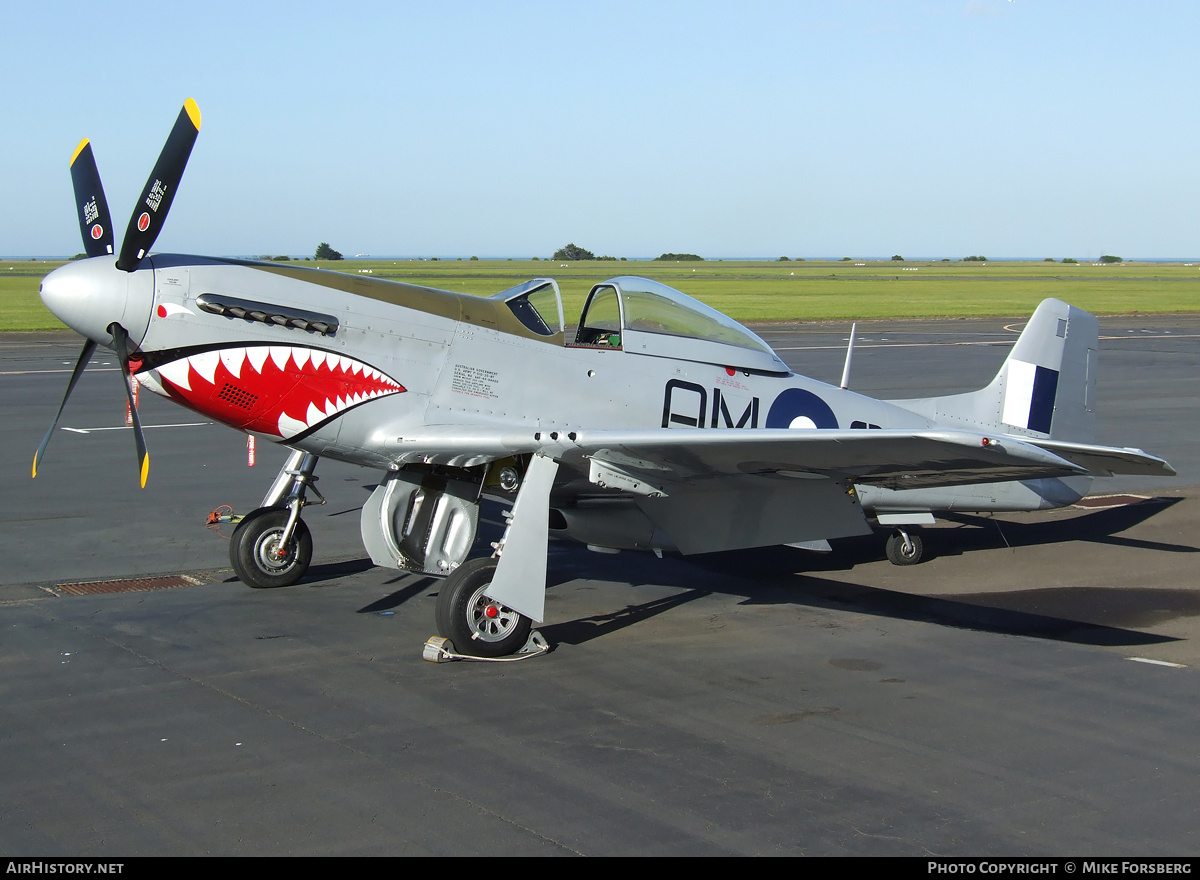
[996,298,1098,441]
[890,298,1099,442]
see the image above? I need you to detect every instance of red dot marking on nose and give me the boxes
[725,367,736,376]
[157,305,167,318]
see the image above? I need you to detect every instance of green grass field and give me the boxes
[5,257,1199,332]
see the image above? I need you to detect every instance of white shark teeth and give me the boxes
[246,347,270,373]
[219,348,243,379]
[278,413,307,437]
[190,350,220,385]
[277,382,399,437]
[155,358,192,391]
[154,345,401,392]
[135,371,166,396]
[147,344,402,439]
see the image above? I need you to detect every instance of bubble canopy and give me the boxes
[576,276,790,374]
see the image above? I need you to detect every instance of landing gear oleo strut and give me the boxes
[230,449,324,588]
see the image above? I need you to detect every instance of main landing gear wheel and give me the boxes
[230,506,313,588]
[435,557,532,658]
[885,529,924,566]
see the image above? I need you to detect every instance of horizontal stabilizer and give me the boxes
[1016,437,1176,478]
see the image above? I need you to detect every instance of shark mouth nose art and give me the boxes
[135,344,404,439]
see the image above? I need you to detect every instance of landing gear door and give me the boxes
[360,469,480,574]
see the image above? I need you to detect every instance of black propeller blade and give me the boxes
[69,140,114,257]
[32,338,97,479]
[37,99,200,487]
[108,323,150,488]
[116,98,201,272]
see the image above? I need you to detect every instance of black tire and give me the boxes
[885,530,924,566]
[435,557,532,658]
[230,507,313,588]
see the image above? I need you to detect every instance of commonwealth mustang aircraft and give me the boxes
[34,100,1175,656]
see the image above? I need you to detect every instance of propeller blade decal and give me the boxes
[69,140,114,258]
[33,338,97,478]
[116,98,201,272]
[109,323,150,488]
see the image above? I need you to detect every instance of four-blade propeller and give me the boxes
[34,98,202,488]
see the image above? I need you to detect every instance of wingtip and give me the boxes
[69,138,90,168]
[184,98,201,131]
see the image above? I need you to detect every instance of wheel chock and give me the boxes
[422,636,457,662]
[422,630,550,663]
[519,630,550,656]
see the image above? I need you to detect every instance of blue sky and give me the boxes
[3,0,1197,259]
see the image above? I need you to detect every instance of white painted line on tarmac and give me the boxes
[771,333,1200,352]
[0,368,120,375]
[1126,657,1188,668]
[61,422,211,434]
[772,340,1018,352]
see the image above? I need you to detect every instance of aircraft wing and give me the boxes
[387,425,1089,489]
[386,425,1164,560]
[552,428,1088,492]
[545,428,1093,555]
[386,425,1096,489]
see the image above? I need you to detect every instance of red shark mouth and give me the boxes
[137,344,404,439]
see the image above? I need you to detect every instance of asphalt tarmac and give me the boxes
[2,313,1198,856]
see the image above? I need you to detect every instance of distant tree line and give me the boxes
[548,243,627,261]
[553,243,593,260]
[656,253,703,261]
[315,242,343,261]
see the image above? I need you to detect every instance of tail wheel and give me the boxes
[885,530,924,566]
[230,507,312,588]
[435,557,532,658]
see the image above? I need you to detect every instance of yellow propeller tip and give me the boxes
[140,456,150,489]
[184,98,201,131]
[69,138,90,168]
[32,456,38,479]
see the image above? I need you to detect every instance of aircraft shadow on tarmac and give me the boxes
[309,497,1195,650]
[537,553,1187,652]
[924,496,1194,560]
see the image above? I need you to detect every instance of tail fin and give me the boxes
[891,298,1099,442]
